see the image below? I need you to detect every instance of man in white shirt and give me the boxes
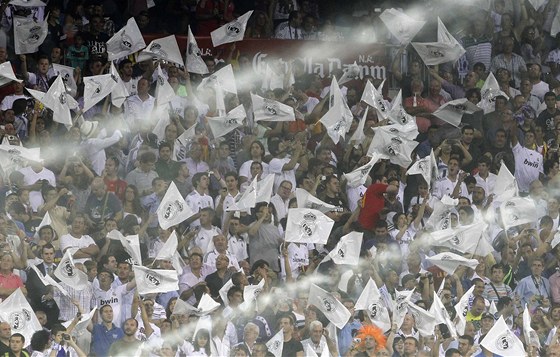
[215,172,240,219]
[301,320,337,356]
[274,11,303,40]
[189,208,222,253]
[0,80,29,111]
[432,157,469,199]
[511,127,543,194]
[270,180,292,221]
[19,160,56,212]
[185,172,214,228]
[473,156,497,196]
[59,215,100,264]
[268,138,306,192]
[203,234,239,273]
[93,268,136,327]
[124,78,155,129]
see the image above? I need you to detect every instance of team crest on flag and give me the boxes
[157,182,193,229]
[14,16,48,54]
[211,11,253,47]
[300,211,317,237]
[106,17,145,60]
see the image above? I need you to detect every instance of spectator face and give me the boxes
[0,48,6,62]
[481,317,494,331]
[465,72,478,87]
[100,305,113,322]
[495,131,507,147]
[473,280,485,296]
[105,159,117,176]
[139,159,155,173]
[472,187,485,204]
[117,263,130,281]
[531,260,544,276]
[250,163,262,179]
[279,317,293,336]
[520,79,532,93]
[51,47,62,62]
[447,159,460,176]
[545,95,557,109]
[278,182,292,200]
[9,336,23,353]
[42,247,55,264]
[215,254,229,269]
[462,128,474,144]
[529,64,541,79]
[189,254,202,269]
[250,142,263,159]
[225,176,238,191]
[165,125,178,141]
[0,323,10,340]
[37,58,50,74]
[1,254,14,272]
[491,267,504,283]
[121,62,133,77]
[213,235,227,251]
[123,319,138,336]
[403,339,417,354]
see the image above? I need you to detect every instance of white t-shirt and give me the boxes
[433,176,468,199]
[93,284,129,325]
[239,160,270,181]
[512,142,543,193]
[269,156,298,193]
[59,234,96,263]
[19,166,56,212]
[347,185,367,212]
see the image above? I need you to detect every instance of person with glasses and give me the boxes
[270,180,292,221]
[514,257,551,309]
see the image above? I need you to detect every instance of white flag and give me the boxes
[133,265,179,295]
[494,161,518,202]
[197,64,237,94]
[411,18,465,65]
[327,232,363,265]
[296,188,339,213]
[227,177,257,211]
[523,306,541,348]
[355,279,391,332]
[367,127,418,167]
[426,196,457,230]
[83,73,117,112]
[478,72,509,114]
[243,278,265,305]
[54,249,89,290]
[387,90,415,126]
[196,293,221,315]
[186,26,208,74]
[480,316,525,356]
[110,62,129,107]
[379,8,426,44]
[349,106,368,145]
[32,76,78,126]
[251,93,295,122]
[211,11,253,47]
[308,284,351,329]
[361,80,389,120]
[52,63,77,94]
[172,297,195,315]
[34,211,52,237]
[407,150,438,189]
[426,252,479,275]
[343,153,381,188]
[429,294,457,338]
[433,98,482,127]
[285,208,335,244]
[256,174,275,203]
[454,286,474,335]
[355,278,381,310]
[529,0,547,10]
[154,231,178,261]
[0,144,41,167]
[552,231,560,249]
[219,279,235,306]
[0,289,42,346]
[320,102,348,144]
[176,123,197,147]
[14,16,48,54]
[62,306,96,333]
[408,302,437,336]
[117,232,142,266]
[207,104,246,139]
[329,76,353,125]
[338,61,361,85]
[375,121,419,141]
[0,62,22,87]
[106,17,146,61]
[429,222,487,255]
[137,35,184,67]
[28,264,69,297]
[9,0,45,6]
[393,289,414,329]
[266,328,284,357]
[155,64,175,106]
[500,197,537,230]
[157,181,194,229]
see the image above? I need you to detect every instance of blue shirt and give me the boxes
[338,320,362,356]
[92,323,124,356]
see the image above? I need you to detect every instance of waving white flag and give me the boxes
[0,62,22,87]
[296,188,339,213]
[107,231,142,266]
[0,289,42,346]
[52,63,77,94]
[429,294,457,338]
[266,328,284,357]
[308,284,351,329]
[411,18,465,65]
[196,293,221,315]
[106,17,146,60]
[393,289,414,328]
[338,61,361,85]
[454,286,474,335]
[433,98,482,127]
[227,177,258,211]
[379,8,425,44]
[355,279,391,331]
[361,80,389,120]
[207,104,246,139]
[408,302,437,336]
[343,153,381,188]
[29,264,69,296]
[327,232,363,265]
[481,316,525,356]
[407,150,438,189]
[29,76,78,126]
[211,11,253,47]
[285,208,335,244]
[375,121,419,141]
[251,93,295,122]
[197,64,237,94]
[110,62,129,107]
[523,306,541,348]
[54,249,89,290]
[426,252,479,275]
[478,72,509,114]
[83,73,117,112]
[155,64,175,106]
[154,231,178,261]
[387,90,415,126]
[14,16,48,54]
[494,161,518,202]
[157,182,193,229]
[62,306,97,333]
[133,266,179,295]
[137,35,184,66]
[368,128,418,167]
[9,0,46,6]
[320,102,348,144]
[429,222,487,255]
[349,106,369,146]
[256,174,275,203]
[186,26,209,74]
[500,197,537,230]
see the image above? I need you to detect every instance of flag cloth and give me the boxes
[28,264,69,296]
[338,61,361,85]
[133,265,179,295]
[374,121,419,141]
[14,16,48,54]
[207,104,246,139]
[500,197,537,230]
[197,64,238,94]
[407,150,438,189]
[319,102,348,144]
[137,35,184,66]
[172,298,195,315]
[393,289,414,328]
[176,123,197,147]
[120,234,142,266]
[349,106,368,145]
[426,252,479,275]
[379,8,426,45]
[186,26,208,74]
[329,76,353,124]
[155,64,175,106]
[243,278,265,305]
[308,284,351,329]
[480,316,525,356]
[429,294,457,338]
[387,90,416,126]
[361,80,389,120]
[0,289,42,347]
[0,144,41,165]
[552,231,560,249]
[0,62,22,87]
[429,222,487,255]
[408,302,437,336]
[226,177,257,212]
[54,249,89,290]
[31,76,78,126]
[284,208,335,244]
[83,73,117,112]
[34,211,51,237]
[211,11,253,47]
[355,278,391,332]
[411,17,465,65]
[154,231,178,261]
[266,328,284,357]
[157,181,194,229]
[426,197,457,230]
[455,286,475,335]
[106,17,145,61]
[256,174,275,203]
[62,307,96,334]
[523,306,541,348]
[219,279,235,306]
[110,62,129,107]
[343,153,381,188]
[251,93,295,122]
[295,188,339,213]
[477,72,509,114]
[494,161,518,202]
[327,232,363,265]
[433,98,482,127]
[9,0,45,5]
[368,127,418,167]
[52,63,77,94]
[196,293,221,316]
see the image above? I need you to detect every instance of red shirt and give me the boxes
[104,178,127,202]
[358,183,388,231]
[0,272,24,299]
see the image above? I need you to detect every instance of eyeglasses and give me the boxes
[280,185,292,190]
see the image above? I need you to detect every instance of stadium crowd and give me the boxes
[2,0,560,357]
